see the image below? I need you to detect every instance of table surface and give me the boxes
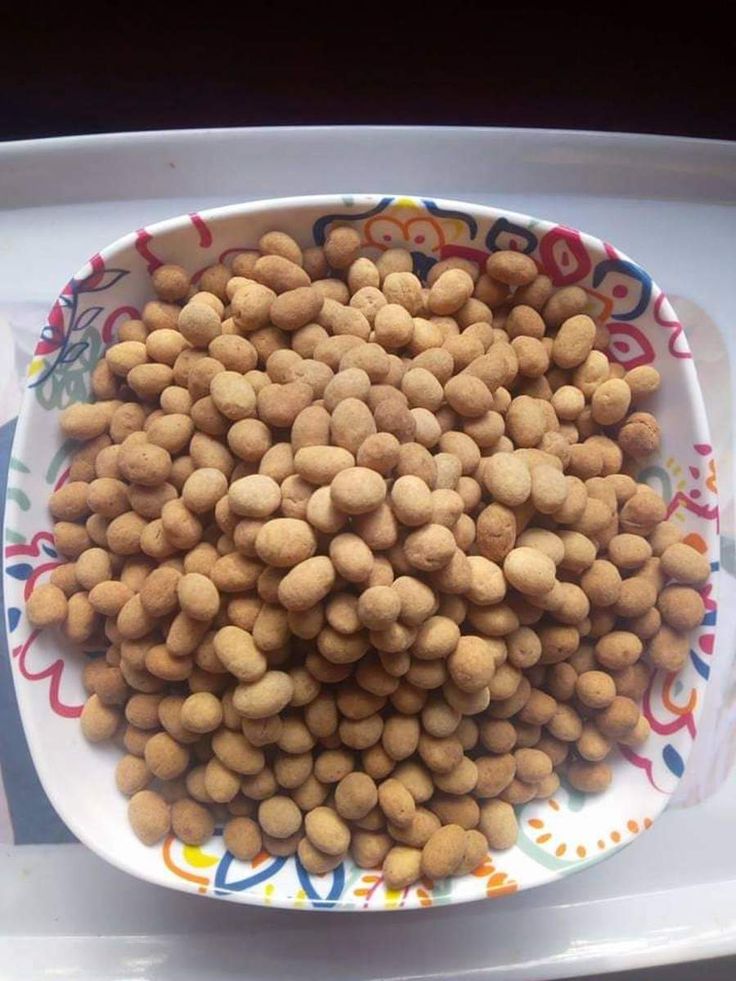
[1,127,735,980]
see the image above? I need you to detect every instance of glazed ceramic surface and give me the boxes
[3,193,718,910]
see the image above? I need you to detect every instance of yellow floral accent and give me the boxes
[182,845,220,869]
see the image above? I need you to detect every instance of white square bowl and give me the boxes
[2,193,719,911]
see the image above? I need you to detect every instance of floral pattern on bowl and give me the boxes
[3,194,719,910]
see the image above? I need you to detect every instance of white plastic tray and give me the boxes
[1,127,735,979]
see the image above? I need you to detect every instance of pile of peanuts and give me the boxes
[26,225,710,890]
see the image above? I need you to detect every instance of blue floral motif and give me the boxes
[592,258,652,320]
[213,852,287,895]
[31,267,129,408]
[485,218,538,254]
[422,199,478,239]
[6,563,32,581]
[312,198,395,245]
[295,857,346,909]
[662,743,685,777]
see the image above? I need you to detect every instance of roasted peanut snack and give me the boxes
[28,226,695,891]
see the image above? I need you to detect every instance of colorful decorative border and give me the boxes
[2,195,719,911]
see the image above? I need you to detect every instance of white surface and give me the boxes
[0,127,735,977]
[2,778,736,980]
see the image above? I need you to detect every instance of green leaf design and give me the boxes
[6,487,30,511]
[35,328,102,411]
[46,439,76,484]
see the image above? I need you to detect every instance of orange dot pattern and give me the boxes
[524,810,653,866]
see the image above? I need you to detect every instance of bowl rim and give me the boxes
[4,192,720,911]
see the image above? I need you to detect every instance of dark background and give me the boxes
[2,8,734,142]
